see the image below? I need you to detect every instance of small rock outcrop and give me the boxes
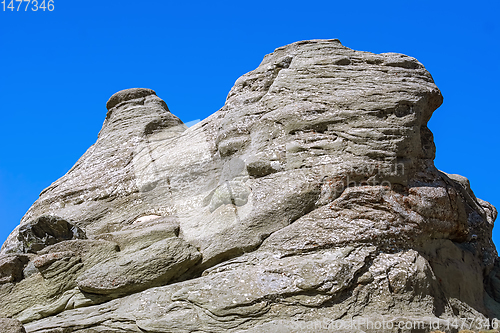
[0,39,498,332]
[0,318,26,333]
[18,215,86,253]
[0,255,28,284]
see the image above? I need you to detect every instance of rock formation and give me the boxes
[0,39,499,332]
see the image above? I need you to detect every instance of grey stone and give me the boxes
[93,216,180,253]
[0,240,118,322]
[17,215,86,253]
[105,88,156,111]
[0,39,498,332]
[77,237,201,295]
[0,318,26,333]
[0,255,29,284]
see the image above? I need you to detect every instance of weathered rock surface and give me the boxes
[0,255,29,284]
[18,215,86,253]
[77,236,201,295]
[0,318,26,333]
[1,39,498,332]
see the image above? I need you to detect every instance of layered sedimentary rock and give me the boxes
[0,39,498,332]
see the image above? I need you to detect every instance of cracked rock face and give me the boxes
[1,39,499,332]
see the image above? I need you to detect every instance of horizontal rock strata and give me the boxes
[0,39,498,333]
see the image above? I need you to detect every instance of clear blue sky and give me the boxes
[0,1,498,247]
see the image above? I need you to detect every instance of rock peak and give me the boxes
[106,88,157,110]
[1,40,498,332]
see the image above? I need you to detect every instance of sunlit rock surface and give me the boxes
[1,39,498,332]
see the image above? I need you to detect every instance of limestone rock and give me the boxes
[1,39,499,332]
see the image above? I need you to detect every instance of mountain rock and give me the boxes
[0,39,498,332]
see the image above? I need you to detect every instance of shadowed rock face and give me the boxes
[18,215,86,253]
[0,39,499,332]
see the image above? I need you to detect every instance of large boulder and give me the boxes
[1,39,498,332]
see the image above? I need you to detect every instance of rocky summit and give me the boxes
[0,39,498,333]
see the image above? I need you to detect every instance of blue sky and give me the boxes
[0,0,498,247]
